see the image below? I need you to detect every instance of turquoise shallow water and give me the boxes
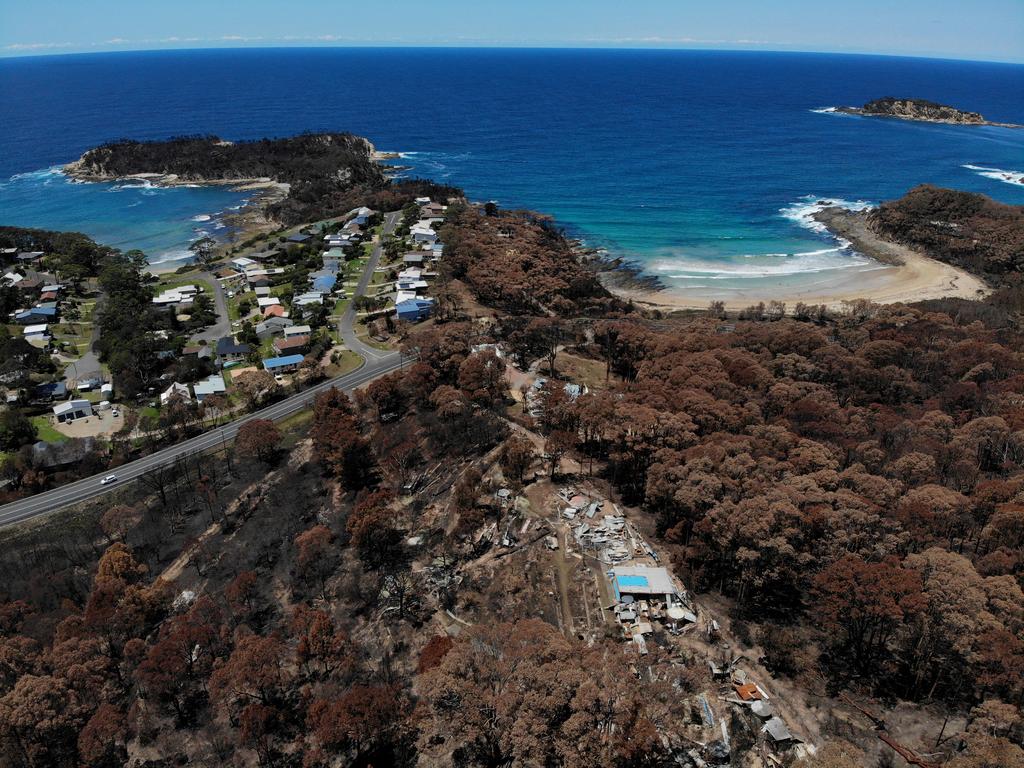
[1,48,1022,292]
[0,167,250,270]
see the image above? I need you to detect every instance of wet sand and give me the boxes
[610,207,989,312]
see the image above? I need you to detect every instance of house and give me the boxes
[396,276,429,292]
[283,324,312,338]
[420,202,445,219]
[410,224,437,244]
[216,336,252,363]
[152,285,199,307]
[402,253,425,266]
[38,291,58,302]
[396,298,434,322]
[41,284,62,294]
[273,335,309,355]
[255,316,294,340]
[192,374,226,402]
[182,344,213,360]
[311,274,336,292]
[256,296,281,309]
[215,268,241,281]
[231,256,258,271]
[33,381,66,401]
[160,382,192,405]
[263,354,304,373]
[100,382,113,400]
[262,304,286,319]
[17,252,44,264]
[292,291,324,307]
[287,233,312,244]
[14,306,57,324]
[17,277,43,292]
[2,272,23,286]
[23,323,49,339]
[75,377,101,392]
[53,399,93,423]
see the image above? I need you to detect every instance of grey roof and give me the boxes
[763,717,793,742]
[216,336,252,356]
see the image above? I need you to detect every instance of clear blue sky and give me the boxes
[1,0,1022,63]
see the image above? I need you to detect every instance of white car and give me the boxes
[100,474,118,485]
[111,409,120,417]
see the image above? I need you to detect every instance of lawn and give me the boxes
[324,349,363,377]
[31,416,68,444]
[155,276,216,295]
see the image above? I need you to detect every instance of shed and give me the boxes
[53,399,93,423]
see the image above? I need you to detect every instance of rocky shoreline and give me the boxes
[570,241,663,294]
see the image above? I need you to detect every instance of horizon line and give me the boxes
[2,43,1023,67]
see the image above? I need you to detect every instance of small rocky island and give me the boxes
[835,97,1022,128]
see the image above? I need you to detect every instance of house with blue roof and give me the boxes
[396,298,434,322]
[14,306,57,324]
[263,354,305,373]
[312,274,336,292]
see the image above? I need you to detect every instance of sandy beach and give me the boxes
[609,207,990,312]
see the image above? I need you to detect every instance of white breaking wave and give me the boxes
[653,251,873,280]
[810,106,838,114]
[963,164,1024,187]
[147,249,192,266]
[779,195,875,235]
[191,214,212,222]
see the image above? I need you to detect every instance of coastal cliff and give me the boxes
[64,133,458,225]
[834,97,1022,128]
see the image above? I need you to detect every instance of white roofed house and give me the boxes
[410,223,437,245]
[231,256,258,271]
[152,285,200,308]
[292,291,325,307]
[23,323,51,348]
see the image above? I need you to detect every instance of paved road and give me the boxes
[338,210,400,364]
[0,212,404,529]
[191,271,231,343]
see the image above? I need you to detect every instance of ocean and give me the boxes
[1,48,1023,291]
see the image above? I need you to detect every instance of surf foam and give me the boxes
[963,164,1024,187]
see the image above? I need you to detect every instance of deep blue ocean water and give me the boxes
[1,48,1022,291]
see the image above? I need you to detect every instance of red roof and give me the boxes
[39,291,58,301]
[734,683,761,701]
[274,335,309,352]
[262,304,286,318]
